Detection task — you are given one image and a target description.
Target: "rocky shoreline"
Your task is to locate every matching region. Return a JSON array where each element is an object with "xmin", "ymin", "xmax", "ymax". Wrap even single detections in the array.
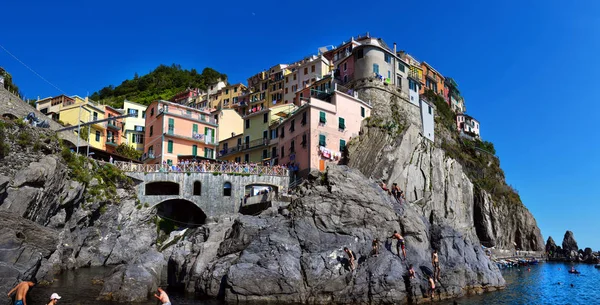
[
  {"xmin": 0, "ymin": 85, "xmax": 545, "ymax": 304},
  {"xmin": 545, "ymin": 231, "xmax": 599, "ymax": 264}
]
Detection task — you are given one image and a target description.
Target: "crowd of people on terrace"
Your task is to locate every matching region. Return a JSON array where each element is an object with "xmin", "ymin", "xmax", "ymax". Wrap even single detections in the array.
[{"xmin": 155, "ymin": 159, "xmax": 290, "ymax": 174}]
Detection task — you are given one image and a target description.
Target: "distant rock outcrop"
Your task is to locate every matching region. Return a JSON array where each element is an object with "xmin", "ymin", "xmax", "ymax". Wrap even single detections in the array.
[{"xmin": 547, "ymin": 231, "xmax": 598, "ymax": 264}]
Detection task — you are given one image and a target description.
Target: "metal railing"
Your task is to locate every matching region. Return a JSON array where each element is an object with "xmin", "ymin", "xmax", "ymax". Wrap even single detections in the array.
[{"xmin": 106, "ymin": 160, "xmax": 289, "ymax": 177}]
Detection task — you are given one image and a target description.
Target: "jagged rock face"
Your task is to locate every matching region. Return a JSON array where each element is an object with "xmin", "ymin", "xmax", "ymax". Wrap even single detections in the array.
[
  {"xmin": 190, "ymin": 166, "xmax": 504, "ymax": 304},
  {"xmin": 546, "ymin": 236, "xmax": 557, "ymax": 252},
  {"xmin": 562, "ymin": 230, "xmax": 578, "ymax": 252},
  {"xmin": 0, "ymin": 212, "xmax": 57, "ymax": 299},
  {"xmin": 347, "ymin": 88, "xmax": 544, "ymax": 252}
]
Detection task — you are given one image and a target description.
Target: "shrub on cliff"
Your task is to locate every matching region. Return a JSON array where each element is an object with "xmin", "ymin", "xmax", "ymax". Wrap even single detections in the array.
[{"xmin": 0, "ymin": 121, "xmax": 9, "ymax": 158}]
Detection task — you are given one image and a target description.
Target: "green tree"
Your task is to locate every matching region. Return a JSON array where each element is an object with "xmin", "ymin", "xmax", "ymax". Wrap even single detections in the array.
[
  {"xmin": 79, "ymin": 126, "xmax": 90, "ymax": 141},
  {"xmin": 115, "ymin": 143, "xmax": 142, "ymax": 160}
]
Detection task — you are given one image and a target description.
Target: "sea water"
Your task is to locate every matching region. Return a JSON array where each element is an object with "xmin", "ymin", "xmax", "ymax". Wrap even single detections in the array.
[
  {"xmin": 24, "ymin": 262, "xmax": 600, "ymax": 305},
  {"xmin": 441, "ymin": 262, "xmax": 600, "ymax": 305}
]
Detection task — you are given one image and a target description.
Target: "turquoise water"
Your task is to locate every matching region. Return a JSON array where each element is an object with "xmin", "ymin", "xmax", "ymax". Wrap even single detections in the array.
[
  {"xmin": 23, "ymin": 262, "xmax": 600, "ymax": 304},
  {"xmin": 443, "ymin": 262, "xmax": 600, "ymax": 305}
]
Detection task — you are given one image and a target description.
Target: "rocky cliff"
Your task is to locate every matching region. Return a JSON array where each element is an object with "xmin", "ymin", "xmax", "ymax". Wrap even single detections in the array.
[
  {"xmin": 170, "ymin": 166, "xmax": 504, "ymax": 303},
  {"xmin": 347, "ymin": 83, "xmax": 544, "ymax": 252},
  {"xmin": 546, "ymin": 231, "xmax": 598, "ymax": 264}
]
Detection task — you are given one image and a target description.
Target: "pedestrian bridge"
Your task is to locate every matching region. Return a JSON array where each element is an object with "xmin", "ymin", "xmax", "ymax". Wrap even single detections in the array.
[{"xmin": 107, "ymin": 161, "xmax": 290, "ymax": 223}]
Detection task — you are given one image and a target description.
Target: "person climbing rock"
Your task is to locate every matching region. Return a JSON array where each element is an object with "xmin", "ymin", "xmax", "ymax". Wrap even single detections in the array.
[
  {"xmin": 408, "ymin": 264, "xmax": 415, "ymax": 279},
  {"xmin": 428, "ymin": 275, "xmax": 436, "ymax": 299},
  {"xmin": 7, "ymin": 281, "xmax": 35, "ymax": 305},
  {"xmin": 344, "ymin": 247, "xmax": 356, "ymax": 271},
  {"xmin": 432, "ymin": 249, "xmax": 441, "ymax": 281},
  {"xmin": 154, "ymin": 287, "xmax": 171, "ymax": 305},
  {"xmin": 371, "ymin": 238, "xmax": 380, "ymax": 257},
  {"xmin": 390, "ymin": 230, "xmax": 406, "ymax": 259}
]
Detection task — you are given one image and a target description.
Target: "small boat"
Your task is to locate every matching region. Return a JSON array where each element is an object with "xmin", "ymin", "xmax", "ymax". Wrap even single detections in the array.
[
  {"xmin": 568, "ymin": 269, "xmax": 580, "ymax": 274},
  {"xmin": 528, "ymin": 259, "xmax": 539, "ymax": 265},
  {"xmin": 594, "ymin": 264, "xmax": 600, "ymax": 269}
]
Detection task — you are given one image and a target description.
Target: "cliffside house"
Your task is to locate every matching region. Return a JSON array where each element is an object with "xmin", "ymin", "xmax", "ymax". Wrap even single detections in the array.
[{"xmin": 143, "ymin": 100, "xmax": 218, "ymax": 165}]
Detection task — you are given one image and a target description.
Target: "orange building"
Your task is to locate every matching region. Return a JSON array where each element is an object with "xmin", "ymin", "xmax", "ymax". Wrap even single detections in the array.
[
  {"xmin": 104, "ymin": 106, "xmax": 124, "ymax": 154},
  {"xmin": 420, "ymin": 62, "xmax": 445, "ymax": 98},
  {"xmin": 143, "ymin": 100, "xmax": 218, "ymax": 165}
]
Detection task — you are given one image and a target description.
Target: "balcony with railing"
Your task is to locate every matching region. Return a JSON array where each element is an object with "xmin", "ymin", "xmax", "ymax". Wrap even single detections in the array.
[
  {"xmin": 425, "ymin": 71, "xmax": 439, "ymax": 82},
  {"xmin": 106, "ymin": 138, "xmax": 118, "ymax": 147},
  {"xmin": 159, "ymin": 107, "xmax": 217, "ymax": 125},
  {"xmin": 106, "ymin": 120, "xmax": 119, "ymax": 130},
  {"xmin": 408, "ymin": 70, "xmax": 421, "ymax": 82}
]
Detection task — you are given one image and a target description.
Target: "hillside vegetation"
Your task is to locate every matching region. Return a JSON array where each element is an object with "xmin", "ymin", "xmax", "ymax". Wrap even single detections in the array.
[
  {"xmin": 90, "ymin": 64, "xmax": 227, "ymax": 107},
  {"xmin": 423, "ymin": 89, "xmax": 521, "ymax": 206},
  {"xmin": 1, "ymin": 68, "xmax": 21, "ymax": 97}
]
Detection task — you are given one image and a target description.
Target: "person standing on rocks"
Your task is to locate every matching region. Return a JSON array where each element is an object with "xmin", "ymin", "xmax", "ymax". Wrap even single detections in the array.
[
  {"xmin": 154, "ymin": 287, "xmax": 171, "ymax": 305},
  {"xmin": 7, "ymin": 281, "xmax": 35, "ymax": 305},
  {"xmin": 344, "ymin": 247, "xmax": 356, "ymax": 271},
  {"xmin": 390, "ymin": 231, "xmax": 406, "ymax": 259},
  {"xmin": 432, "ymin": 249, "xmax": 441, "ymax": 281}
]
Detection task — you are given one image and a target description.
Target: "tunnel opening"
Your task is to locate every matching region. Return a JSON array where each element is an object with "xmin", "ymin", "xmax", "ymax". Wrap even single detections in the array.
[
  {"xmin": 155, "ymin": 199, "xmax": 207, "ymax": 231},
  {"xmin": 239, "ymin": 184, "xmax": 278, "ymax": 215},
  {"xmin": 146, "ymin": 181, "xmax": 180, "ymax": 196}
]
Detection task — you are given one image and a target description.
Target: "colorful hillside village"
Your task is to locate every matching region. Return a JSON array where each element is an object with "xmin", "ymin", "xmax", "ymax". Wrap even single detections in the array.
[{"xmin": 34, "ymin": 33, "xmax": 480, "ymax": 179}]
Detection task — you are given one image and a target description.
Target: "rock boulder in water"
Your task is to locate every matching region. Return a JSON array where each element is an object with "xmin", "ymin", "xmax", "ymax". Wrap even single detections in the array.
[{"xmin": 562, "ymin": 231, "xmax": 578, "ymax": 253}]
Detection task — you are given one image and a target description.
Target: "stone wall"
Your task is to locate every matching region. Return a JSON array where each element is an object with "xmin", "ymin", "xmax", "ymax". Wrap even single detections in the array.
[
  {"xmin": 128, "ymin": 172, "xmax": 289, "ymax": 218},
  {"xmin": 0, "ymin": 87, "xmax": 87, "ymax": 147}
]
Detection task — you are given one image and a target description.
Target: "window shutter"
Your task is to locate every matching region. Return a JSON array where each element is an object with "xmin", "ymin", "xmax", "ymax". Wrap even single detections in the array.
[
  {"xmin": 167, "ymin": 140, "xmax": 173, "ymax": 153},
  {"xmin": 340, "ymin": 139, "xmax": 346, "ymax": 151},
  {"xmin": 339, "ymin": 117, "xmax": 345, "ymax": 129},
  {"xmin": 193, "ymin": 124, "xmax": 198, "ymax": 134},
  {"xmin": 319, "ymin": 111, "xmax": 326, "ymax": 123},
  {"xmin": 319, "ymin": 134, "xmax": 326, "ymax": 147},
  {"xmin": 192, "ymin": 145, "xmax": 197, "ymax": 156}
]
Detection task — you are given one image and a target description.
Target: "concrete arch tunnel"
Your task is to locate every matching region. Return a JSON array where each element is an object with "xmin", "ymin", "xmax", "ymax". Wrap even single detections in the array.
[{"xmin": 155, "ymin": 198, "xmax": 207, "ymax": 228}]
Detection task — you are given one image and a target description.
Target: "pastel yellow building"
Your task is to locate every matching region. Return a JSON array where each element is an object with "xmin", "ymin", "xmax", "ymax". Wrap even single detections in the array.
[
  {"xmin": 217, "ymin": 133, "xmax": 244, "ymax": 162},
  {"xmin": 238, "ymin": 103, "xmax": 297, "ymax": 163},
  {"xmin": 210, "ymin": 83, "xmax": 248, "ymax": 110},
  {"xmin": 122, "ymin": 100, "xmax": 147, "ymax": 153},
  {"xmin": 212, "ymin": 108, "xmax": 243, "ymax": 142},
  {"xmin": 59, "ymin": 96, "xmax": 106, "ymax": 150}
]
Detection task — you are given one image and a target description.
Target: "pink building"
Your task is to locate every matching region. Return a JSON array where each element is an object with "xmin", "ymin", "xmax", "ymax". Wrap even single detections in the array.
[
  {"xmin": 143, "ymin": 100, "xmax": 218, "ymax": 165},
  {"xmin": 275, "ymin": 84, "xmax": 372, "ymax": 178}
]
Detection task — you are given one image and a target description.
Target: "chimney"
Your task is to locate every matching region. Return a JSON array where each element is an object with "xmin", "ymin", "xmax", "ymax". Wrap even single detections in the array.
[
  {"xmin": 231, "ymin": 132, "xmax": 235, "ymax": 137},
  {"xmin": 85, "ymin": 96, "xmax": 88, "ymax": 103},
  {"xmin": 393, "ymin": 43, "xmax": 397, "ymax": 54}
]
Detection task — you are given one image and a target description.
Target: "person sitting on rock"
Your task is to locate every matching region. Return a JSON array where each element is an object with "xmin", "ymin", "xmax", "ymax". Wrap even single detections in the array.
[
  {"xmin": 390, "ymin": 231, "xmax": 406, "ymax": 259},
  {"xmin": 432, "ymin": 249, "xmax": 441, "ymax": 281},
  {"xmin": 380, "ymin": 181, "xmax": 390, "ymax": 194},
  {"xmin": 344, "ymin": 247, "xmax": 356, "ymax": 271},
  {"xmin": 428, "ymin": 275, "xmax": 436, "ymax": 299},
  {"xmin": 371, "ymin": 238, "xmax": 380, "ymax": 257}
]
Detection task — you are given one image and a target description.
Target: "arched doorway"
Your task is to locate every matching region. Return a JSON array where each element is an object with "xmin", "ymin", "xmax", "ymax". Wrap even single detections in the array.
[
  {"xmin": 145, "ymin": 181, "xmax": 180, "ymax": 195},
  {"xmin": 239, "ymin": 184, "xmax": 279, "ymax": 215}
]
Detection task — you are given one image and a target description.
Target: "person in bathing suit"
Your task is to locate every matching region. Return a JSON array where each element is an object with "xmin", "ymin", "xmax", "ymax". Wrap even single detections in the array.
[
  {"xmin": 390, "ymin": 231, "xmax": 406, "ymax": 259},
  {"xmin": 7, "ymin": 281, "xmax": 34, "ymax": 305},
  {"xmin": 154, "ymin": 287, "xmax": 171, "ymax": 305},
  {"xmin": 432, "ymin": 249, "xmax": 441, "ymax": 281}
]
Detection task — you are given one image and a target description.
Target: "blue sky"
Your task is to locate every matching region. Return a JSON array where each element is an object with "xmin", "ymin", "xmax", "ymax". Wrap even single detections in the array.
[{"xmin": 2, "ymin": 0, "xmax": 599, "ymax": 249}]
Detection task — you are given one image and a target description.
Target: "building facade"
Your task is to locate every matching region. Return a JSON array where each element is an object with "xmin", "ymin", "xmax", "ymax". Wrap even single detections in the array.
[
  {"xmin": 104, "ymin": 106, "xmax": 124, "ymax": 154},
  {"xmin": 456, "ymin": 114, "xmax": 480, "ymax": 138},
  {"xmin": 419, "ymin": 99, "xmax": 435, "ymax": 142},
  {"xmin": 212, "ymin": 108, "xmax": 243, "ymax": 142},
  {"xmin": 274, "ymin": 85, "xmax": 372, "ymax": 178},
  {"xmin": 420, "ymin": 62, "xmax": 445, "ymax": 98},
  {"xmin": 58, "ymin": 96, "xmax": 106, "ymax": 150},
  {"xmin": 122, "ymin": 100, "xmax": 147, "ymax": 153},
  {"xmin": 36, "ymin": 94, "xmax": 76, "ymax": 121},
  {"xmin": 143, "ymin": 100, "xmax": 218, "ymax": 165}
]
